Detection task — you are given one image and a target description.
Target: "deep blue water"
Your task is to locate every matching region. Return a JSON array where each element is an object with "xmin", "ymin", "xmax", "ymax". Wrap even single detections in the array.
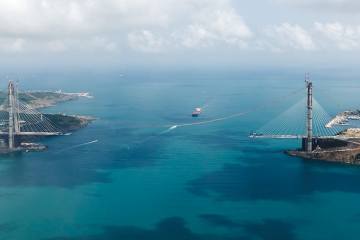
[{"xmin": 1, "ymin": 70, "xmax": 360, "ymax": 239}]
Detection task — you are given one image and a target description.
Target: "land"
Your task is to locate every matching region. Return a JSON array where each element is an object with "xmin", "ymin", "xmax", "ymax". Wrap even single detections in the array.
[
  {"xmin": 45, "ymin": 114, "xmax": 94, "ymax": 132},
  {"xmin": 14, "ymin": 114, "xmax": 95, "ymax": 148},
  {"xmin": 25, "ymin": 91, "xmax": 94, "ymax": 132},
  {"xmin": 0, "ymin": 90, "xmax": 94, "ymax": 132},
  {"xmin": 0, "ymin": 90, "xmax": 94, "ymax": 153},
  {"xmin": 0, "ymin": 90, "xmax": 92, "ymax": 110},
  {"xmin": 325, "ymin": 110, "xmax": 360, "ymax": 128},
  {"xmin": 337, "ymin": 128, "xmax": 360, "ymax": 138},
  {"xmin": 286, "ymin": 138, "xmax": 360, "ymax": 165},
  {"xmin": 287, "ymin": 109, "xmax": 360, "ymax": 165}
]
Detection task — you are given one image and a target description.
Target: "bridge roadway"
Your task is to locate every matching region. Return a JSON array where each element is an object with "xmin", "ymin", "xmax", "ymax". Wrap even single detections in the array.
[
  {"xmin": 249, "ymin": 134, "xmax": 356, "ymax": 140},
  {"xmin": 0, "ymin": 132, "xmax": 62, "ymax": 136}
]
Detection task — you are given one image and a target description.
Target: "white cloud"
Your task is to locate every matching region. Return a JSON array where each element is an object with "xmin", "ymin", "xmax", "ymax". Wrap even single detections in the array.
[
  {"xmin": 179, "ymin": 8, "xmax": 253, "ymax": 48},
  {"xmin": 314, "ymin": 22, "xmax": 360, "ymax": 50},
  {"xmin": 47, "ymin": 40, "xmax": 67, "ymax": 52},
  {"xmin": 263, "ymin": 21, "xmax": 360, "ymax": 51},
  {"xmin": 0, "ymin": 38, "xmax": 26, "ymax": 52},
  {"xmin": 265, "ymin": 23, "xmax": 316, "ymax": 51},
  {"xmin": 0, "ymin": 0, "xmax": 359, "ymax": 56},
  {"xmin": 128, "ymin": 30, "xmax": 166, "ymax": 53},
  {"xmin": 0, "ymin": 0, "xmax": 254, "ymax": 53},
  {"xmin": 0, "ymin": 0, "xmax": 175, "ymax": 37},
  {"xmin": 180, "ymin": 25, "xmax": 215, "ymax": 48},
  {"xmin": 91, "ymin": 37, "xmax": 118, "ymax": 52},
  {"xmin": 127, "ymin": 4, "xmax": 253, "ymax": 51},
  {"xmin": 10, "ymin": 38, "xmax": 26, "ymax": 52},
  {"xmin": 274, "ymin": 0, "xmax": 360, "ymax": 13}
]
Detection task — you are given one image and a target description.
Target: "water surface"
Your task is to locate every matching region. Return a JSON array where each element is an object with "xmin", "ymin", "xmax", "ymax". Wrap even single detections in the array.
[{"xmin": 0, "ymin": 70, "xmax": 360, "ymax": 239}]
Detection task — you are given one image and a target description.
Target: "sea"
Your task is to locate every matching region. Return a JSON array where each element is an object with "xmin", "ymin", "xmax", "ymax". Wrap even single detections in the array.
[{"xmin": 0, "ymin": 69, "xmax": 360, "ymax": 239}]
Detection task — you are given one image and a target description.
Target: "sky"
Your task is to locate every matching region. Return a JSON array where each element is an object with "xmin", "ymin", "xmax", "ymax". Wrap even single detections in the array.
[{"xmin": 1, "ymin": 0, "xmax": 360, "ymax": 70}]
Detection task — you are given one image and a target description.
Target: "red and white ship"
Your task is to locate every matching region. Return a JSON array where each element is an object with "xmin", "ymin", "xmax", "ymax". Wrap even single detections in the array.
[{"xmin": 192, "ymin": 108, "xmax": 202, "ymax": 117}]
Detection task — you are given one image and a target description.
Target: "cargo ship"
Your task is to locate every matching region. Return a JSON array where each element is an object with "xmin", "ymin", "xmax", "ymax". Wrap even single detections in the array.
[{"xmin": 192, "ymin": 108, "xmax": 202, "ymax": 117}]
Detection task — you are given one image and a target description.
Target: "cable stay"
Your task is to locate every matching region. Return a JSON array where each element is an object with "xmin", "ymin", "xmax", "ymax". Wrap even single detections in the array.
[
  {"xmin": 253, "ymin": 97, "xmax": 345, "ymax": 138},
  {"xmin": 0, "ymin": 83, "xmax": 63, "ymax": 137}
]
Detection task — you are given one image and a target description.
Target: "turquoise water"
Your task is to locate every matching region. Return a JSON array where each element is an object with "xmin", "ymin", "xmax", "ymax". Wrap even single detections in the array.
[{"xmin": 1, "ymin": 70, "xmax": 360, "ymax": 239}]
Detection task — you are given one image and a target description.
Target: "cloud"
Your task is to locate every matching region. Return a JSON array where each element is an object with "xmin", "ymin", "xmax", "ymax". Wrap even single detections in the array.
[
  {"xmin": 178, "ymin": 8, "xmax": 253, "ymax": 48},
  {"xmin": 9, "ymin": 38, "xmax": 26, "ymax": 52},
  {"xmin": 262, "ymin": 21, "xmax": 360, "ymax": 52},
  {"xmin": 128, "ymin": 30, "xmax": 166, "ymax": 53},
  {"xmin": 0, "ymin": 0, "xmax": 174, "ymax": 37},
  {"xmin": 264, "ymin": 23, "xmax": 316, "ymax": 51},
  {"xmin": 0, "ymin": 0, "xmax": 254, "ymax": 53},
  {"xmin": 314, "ymin": 22, "xmax": 360, "ymax": 50},
  {"xmin": 127, "ymin": 3, "xmax": 253, "ymax": 52},
  {"xmin": 179, "ymin": 25, "xmax": 216, "ymax": 48},
  {"xmin": 0, "ymin": 0, "xmax": 239, "ymax": 38},
  {"xmin": 91, "ymin": 37, "xmax": 118, "ymax": 52},
  {"xmin": 0, "ymin": 0, "xmax": 359, "ymax": 56},
  {"xmin": 0, "ymin": 38, "xmax": 26, "ymax": 52},
  {"xmin": 47, "ymin": 40, "xmax": 67, "ymax": 52},
  {"xmin": 274, "ymin": 0, "xmax": 360, "ymax": 13}
]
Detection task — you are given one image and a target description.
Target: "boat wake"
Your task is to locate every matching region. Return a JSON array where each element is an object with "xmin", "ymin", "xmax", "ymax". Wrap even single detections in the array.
[
  {"xmin": 174, "ymin": 112, "xmax": 245, "ymax": 128},
  {"xmin": 56, "ymin": 140, "xmax": 99, "ymax": 153},
  {"xmin": 160, "ymin": 125, "xmax": 177, "ymax": 134}
]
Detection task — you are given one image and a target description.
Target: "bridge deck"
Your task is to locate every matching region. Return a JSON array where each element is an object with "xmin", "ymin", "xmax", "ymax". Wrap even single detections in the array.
[
  {"xmin": 249, "ymin": 134, "xmax": 350, "ymax": 140},
  {"xmin": 0, "ymin": 132, "xmax": 62, "ymax": 136}
]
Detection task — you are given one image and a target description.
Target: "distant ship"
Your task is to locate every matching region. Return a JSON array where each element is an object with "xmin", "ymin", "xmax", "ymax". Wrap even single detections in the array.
[{"xmin": 192, "ymin": 108, "xmax": 202, "ymax": 117}]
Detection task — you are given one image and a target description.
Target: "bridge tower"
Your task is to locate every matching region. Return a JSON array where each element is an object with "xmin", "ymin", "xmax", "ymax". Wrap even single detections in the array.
[
  {"xmin": 305, "ymin": 74, "xmax": 313, "ymax": 152},
  {"xmin": 8, "ymin": 81, "xmax": 20, "ymax": 149}
]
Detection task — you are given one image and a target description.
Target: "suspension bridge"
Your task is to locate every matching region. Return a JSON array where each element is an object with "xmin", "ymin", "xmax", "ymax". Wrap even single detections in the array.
[{"xmin": 0, "ymin": 81, "xmax": 63, "ymax": 151}]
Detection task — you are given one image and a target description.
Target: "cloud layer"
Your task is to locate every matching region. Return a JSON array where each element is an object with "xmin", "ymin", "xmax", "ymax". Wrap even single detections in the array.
[
  {"xmin": 0, "ymin": 0, "xmax": 359, "ymax": 56},
  {"xmin": 275, "ymin": 0, "xmax": 360, "ymax": 13}
]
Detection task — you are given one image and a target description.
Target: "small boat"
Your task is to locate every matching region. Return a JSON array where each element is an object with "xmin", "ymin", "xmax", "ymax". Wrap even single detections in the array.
[{"xmin": 192, "ymin": 107, "xmax": 202, "ymax": 117}]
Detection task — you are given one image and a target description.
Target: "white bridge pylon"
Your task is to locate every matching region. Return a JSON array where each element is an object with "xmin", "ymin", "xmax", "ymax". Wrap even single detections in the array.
[{"xmin": 1, "ymin": 81, "xmax": 62, "ymax": 149}]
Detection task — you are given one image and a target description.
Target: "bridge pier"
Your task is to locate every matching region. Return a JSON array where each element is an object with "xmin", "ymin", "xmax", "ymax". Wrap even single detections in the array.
[
  {"xmin": 4, "ymin": 136, "xmax": 20, "ymax": 149},
  {"xmin": 302, "ymin": 138, "xmax": 319, "ymax": 151}
]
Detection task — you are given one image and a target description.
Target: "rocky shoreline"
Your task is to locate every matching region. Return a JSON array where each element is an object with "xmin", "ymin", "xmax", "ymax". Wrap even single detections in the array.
[{"xmin": 44, "ymin": 114, "xmax": 95, "ymax": 132}]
